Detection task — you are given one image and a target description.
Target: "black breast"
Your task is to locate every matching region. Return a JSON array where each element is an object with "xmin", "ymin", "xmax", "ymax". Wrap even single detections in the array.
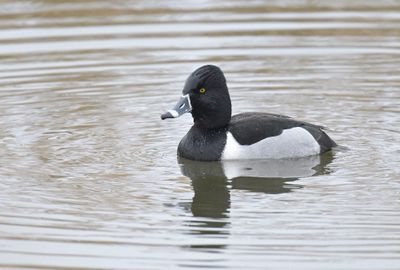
[{"xmin": 178, "ymin": 125, "xmax": 227, "ymax": 161}]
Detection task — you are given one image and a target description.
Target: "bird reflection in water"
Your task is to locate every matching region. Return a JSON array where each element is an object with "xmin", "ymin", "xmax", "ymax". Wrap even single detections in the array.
[{"xmin": 178, "ymin": 152, "xmax": 334, "ymax": 250}]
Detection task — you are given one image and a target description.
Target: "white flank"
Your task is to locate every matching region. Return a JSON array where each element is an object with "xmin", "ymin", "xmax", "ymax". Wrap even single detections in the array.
[{"xmin": 221, "ymin": 127, "xmax": 320, "ymax": 160}]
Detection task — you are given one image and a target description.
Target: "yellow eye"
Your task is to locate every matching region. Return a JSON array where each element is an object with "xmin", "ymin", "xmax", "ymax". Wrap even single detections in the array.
[{"xmin": 199, "ymin": 87, "xmax": 206, "ymax": 94}]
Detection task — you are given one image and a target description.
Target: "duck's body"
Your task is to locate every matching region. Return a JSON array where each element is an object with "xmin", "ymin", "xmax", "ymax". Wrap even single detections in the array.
[
  {"xmin": 178, "ymin": 112, "xmax": 335, "ymax": 161},
  {"xmin": 161, "ymin": 65, "xmax": 336, "ymax": 161}
]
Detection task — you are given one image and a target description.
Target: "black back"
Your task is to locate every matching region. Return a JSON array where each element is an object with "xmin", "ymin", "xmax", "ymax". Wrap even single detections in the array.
[{"xmin": 228, "ymin": 112, "xmax": 336, "ymax": 152}]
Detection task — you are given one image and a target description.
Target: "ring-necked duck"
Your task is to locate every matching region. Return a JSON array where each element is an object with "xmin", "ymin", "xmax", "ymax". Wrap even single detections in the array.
[{"xmin": 161, "ymin": 65, "xmax": 336, "ymax": 161}]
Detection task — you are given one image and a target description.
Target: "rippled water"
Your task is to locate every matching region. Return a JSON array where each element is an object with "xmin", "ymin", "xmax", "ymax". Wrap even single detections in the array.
[{"xmin": 1, "ymin": 1, "xmax": 400, "ymax": 269}]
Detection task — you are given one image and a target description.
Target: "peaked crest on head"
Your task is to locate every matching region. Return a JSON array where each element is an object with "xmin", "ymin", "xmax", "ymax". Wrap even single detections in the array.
[{"xmin": 191, "ymin": 65, "xmax": 226, "ymax": 87}]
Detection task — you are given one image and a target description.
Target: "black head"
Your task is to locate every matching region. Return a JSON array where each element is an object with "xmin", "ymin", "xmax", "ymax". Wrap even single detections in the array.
[{"xmin": 161, "ymin": 65, "xmax": 232, "ymax": 129}]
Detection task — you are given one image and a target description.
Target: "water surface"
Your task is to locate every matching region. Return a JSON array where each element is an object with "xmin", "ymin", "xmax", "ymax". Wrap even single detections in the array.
[{"xmin": 0, "ymin": 1, "xmax": 400, "ymax": 269}]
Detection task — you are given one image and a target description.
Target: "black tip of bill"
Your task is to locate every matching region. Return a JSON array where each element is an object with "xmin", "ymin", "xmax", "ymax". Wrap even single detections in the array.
[
  {"xmin": 161, "ymin": 111, "xmax": 175, "ymax": 120},
  {"xmin": 161, "ymin": 109, "xmax": 180, "ymax": 120}
]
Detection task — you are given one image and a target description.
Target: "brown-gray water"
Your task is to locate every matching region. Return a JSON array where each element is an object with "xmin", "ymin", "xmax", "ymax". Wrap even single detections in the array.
[{"xmin": 0, "ymin": 1, "xmax": 399, "ymax": 269}]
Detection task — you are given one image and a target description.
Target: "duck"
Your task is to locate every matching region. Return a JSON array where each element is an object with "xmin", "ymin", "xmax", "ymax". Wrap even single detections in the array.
[{"xmin": 161, "ymin": 65, "xmax": 336, "ymax": 161}]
